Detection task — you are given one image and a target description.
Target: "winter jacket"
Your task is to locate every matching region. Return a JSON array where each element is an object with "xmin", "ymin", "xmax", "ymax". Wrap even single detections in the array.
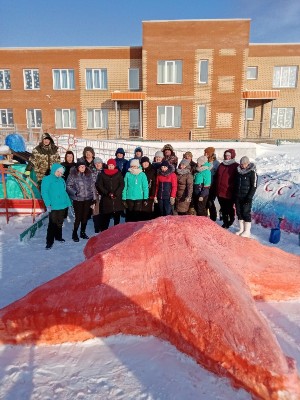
[
  {"xmin": 41, "ymin": 163, "xmax": 71, "ymax": 210},
  {"xmin": 115, "ymin": 157, "xmax": 128, "ymax": 176},
  {"xmin": 61, "ymin": 161, "xmax": 76, "ymax": 181},
  {"xmin": 193, "ymin": 164, "xmax": 211, "ymax": 197},
  {"xmin": 175, "ymin": 168, "xmax": 193, "ymax": 213},
  {"xmin": 26, "ymin": 133, "xmax": 61, "ymax": 182},
  {"xmin": 142, "ymin": 164, "xmax": 157, "ymax": 199},
  {"xmin": 122, "ymin": 168, "xmax": 149, "ymax": 200},
  {"xmin": 235, "ymin": 163, "xmax": 258, "ymax": 201},
  {"xmin": 96, "ymin": 170, "xmax": 125, "ymax": 214},
  {"xmin": 215, "ymin": 160, "xmax": 238, "ymax": 199},
  {"xmin": 66, "ymin": 166, "xmax": 97, "ymax": 201},
  {"xmin": 155, "ymin": 166, "xmax": 177, "ymax": 199}
]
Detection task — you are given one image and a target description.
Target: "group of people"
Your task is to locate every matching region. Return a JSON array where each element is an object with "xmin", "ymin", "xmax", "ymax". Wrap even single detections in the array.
[{"xmin": 27, "ymin": 133, "xmax": 257, "ymax": 250}]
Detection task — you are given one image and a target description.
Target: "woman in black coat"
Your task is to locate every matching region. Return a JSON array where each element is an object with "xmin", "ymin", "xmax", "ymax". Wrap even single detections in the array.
[
  {"xmin": 235, "ymin": 156, "xmax": 257, "ymax": 238},
  {"xmin": 95, "ymin": 159, "xmax": 125, "ymax": 231},
  {"xmin": 140, "ymin": 156, "xmax": 157, "ymax": 220}
]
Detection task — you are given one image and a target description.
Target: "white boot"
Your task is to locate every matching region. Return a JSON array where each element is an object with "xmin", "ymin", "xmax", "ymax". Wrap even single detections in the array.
[
  {"xmin": 235, "ymin": 220, "xmax": 245, "ymax": 235},
  {"xmin": 240, "ymin": 222, "xmax": 251, "ymax": 238}
]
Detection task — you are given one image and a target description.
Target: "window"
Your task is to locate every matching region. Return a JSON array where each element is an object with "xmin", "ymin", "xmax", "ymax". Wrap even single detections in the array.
[
  {"xmin": 24, "ymin": 69, "xmax": 40, "ymax": 89},
  {"xmin": 26, "ymin": 109, "xmax": 42, "ymax": 128},
  {"xmin": 246, "ymin": 107, "xmax": 255, "ymax": 120},
  {"xmin": 0, "ymin": 69, "xmax": 11, "ymax": 90},
  {"xmin": 53, "ymin": 69, "xmax": 75, "ymax": 90},
  {"xmin": 129, "ymin": 109, "xmax": 139, "ymax": 129},
  {"xmin": 0, "ymin": 109, "xmax": 14, "ymax": 127},
  {"xmin": 271, "ymin": 107, "xmax": 294, "ymax": 128},
  {"xmin": 157, "ymin": 106, "xmax": 181, "ymax": 128},
  {"xmin": 273, "ymin": 66, "xmax": 298, "ymax": 88},
  {"xmin": 87, "ymin": 109, "xmax": 108, "ymax": 129},
  {"xmin": 55, "ymin": 109, "xmax": 76, "ymax": 128},
  {"xmin": 129, "ymin": 68, "xmax": 139, "ymax": 90},
  {"xmin": 197, "ymin": 105, "xmax": 206, "ymax": 128},
  {"xmin": 157, "ymin": 61, "xmax": 182, "ymax": 84},
  {"xmin": 86, "ymin": 68, "xmax": 107, "ymax": 90},
  {"xmin": 247, "ymin": 66, "xmax": 258, "ymax": 80},
  {"xmin": 199, "ymin": 60, "xmax": 209, "ymax": 84}
]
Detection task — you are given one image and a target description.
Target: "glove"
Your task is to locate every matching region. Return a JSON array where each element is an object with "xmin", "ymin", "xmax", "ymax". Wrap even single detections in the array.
[
  {"xmin": 46, "ymin": 206, "xmax": 52, "ymax": 213},
  {"xmin": 198, "ymin": 197, "xmax": 204, "ymax": 202},
  {"xmin": 123, "ymin": 200, "xmax": 128, "ymax": 209},
  {"xmin": 143, "ymin": 200, "xmax": 148, "ymax": 207},
  {"xmin": 154, "ymin": 197, "xmax": 158, "ymax": 204},
  {"xmin": 185, "ymin": 197, "xmax": 191, "ymax": 203},
  {"xmin": 170, "ymin": 197, "xmax": 175, "ymax": 206},
  {"xmin": 109, "ymin": 193, "xmax": 116, "ymax": 199}
]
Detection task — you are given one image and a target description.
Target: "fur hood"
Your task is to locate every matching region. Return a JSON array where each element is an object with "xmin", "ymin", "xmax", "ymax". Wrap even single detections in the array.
[{"xmin": 237, "ymin": 162, "xmax": 256, "ymax": 175}]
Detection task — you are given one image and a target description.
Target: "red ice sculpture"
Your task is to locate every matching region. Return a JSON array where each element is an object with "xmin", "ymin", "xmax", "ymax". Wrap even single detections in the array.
[{"xmin": 0, "ymin": 216, "xmax": 299, "ymax": 399}]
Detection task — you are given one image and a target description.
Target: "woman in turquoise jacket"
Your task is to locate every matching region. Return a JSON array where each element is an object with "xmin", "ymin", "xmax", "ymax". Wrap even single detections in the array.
[
  {"xmin": 41, "ymin": 163, "xmax": 72, "ymax": 249},
  {"xmin": 122, "ymin": 159, "xmax": 149, "ymax": 222},
  {"xmin": 193, "ymin": 156, "xmax": 212, "ymax": 216}
]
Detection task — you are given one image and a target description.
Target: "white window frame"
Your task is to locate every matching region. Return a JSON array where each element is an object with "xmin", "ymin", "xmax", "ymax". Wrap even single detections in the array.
[
  {"xmin": 246, "ymin": 107, "xmax": 255, "ymax": 120},
  {"xmin": 157, "ymin": 106, "xmax": 181, "ymax": 128},
  {"xmin": 157, "ymin": 60, "xmax": 182, "ymax": 84},
  {"xmin": 26, "ymin": 109, "xmax": 42, "ymax": 128},
  {"xmin": 197, "ymin": 105, "xmax": 207, "ymax": 128},
  {"xmin": 53, "ymin": 69, "xmax": 75, "ymax": 90},
  {"xmin": 199, "ymin": 60, "xmax": 209, "ymax": 84},
  {"xmin": 0, "ymin": 109, "xmax": 14, "ymax": 127},
  {"xmin": 271, "ymin": 107, "xmax": 294, "ymax": 129},
  {"xmin": 247, "ymin": 66, "xmax": 258, "ymax": 80},
  {"xmin": 273, "ymin": 66, "xmax": 298, "ymax": 88},
  {"xmin": 85, "ymin": 68, "xmax": 107, "ymax": 90},
  {"xmin": 0, "ymin": 69, "xmax": 11, "ymax": 90},
  {"xmin": 55, "ymin": 109, "xmax": 76, "ymax": 129},
  {"xmin": 87, "ymin": 109, "xmax": 108, "ymax": 129},
  {"xmin": 23, "ymin": 69, "xmax": 40, "ymax": 90},
  {"xmin": 128, "ymin": 68, "xmax": 139, "ymax": 90}
]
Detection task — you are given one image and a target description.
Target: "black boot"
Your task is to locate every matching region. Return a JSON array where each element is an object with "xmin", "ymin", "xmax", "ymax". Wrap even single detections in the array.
[
  {"xmin": 45, "ymin": 242, "xmax": 53, "ymax": 250},
  {"xmin": 80, "ymin": 231, "xmax": 89, "ymax": 239},
  {"xmin": 72, "ymin": 230, "xmax": 79, "ymax": 242}
]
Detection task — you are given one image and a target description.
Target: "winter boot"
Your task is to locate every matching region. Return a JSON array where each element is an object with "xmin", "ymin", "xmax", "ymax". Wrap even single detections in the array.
[
  {"xmin": 45, "ymin": 242, "xmax": 53, "ymax": 250},
  {"xmin": 240, "ymin": 222, "xmax": 251, "ymax": 238},
  {"xmin": 80, "ymin": 231, "xmax": 89, "ymax": 239},
  {"xmin": 72, "ymin": 229, "xmax": 79, "ymax": 242},
  {"xmin": 235, "ymin": 220, "xmax": 245, "ymax": 235}
]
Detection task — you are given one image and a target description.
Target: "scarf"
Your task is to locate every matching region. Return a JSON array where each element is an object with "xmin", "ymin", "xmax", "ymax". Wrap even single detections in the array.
[{"xmin": 104, "ymin": 169, "xmax": 118, "ymax": 176}]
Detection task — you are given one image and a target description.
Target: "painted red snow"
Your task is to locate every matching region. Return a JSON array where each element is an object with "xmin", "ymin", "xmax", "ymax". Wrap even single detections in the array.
[{"xmin": 0, "ymin": 216, "xmax": 299, "ymax": 399}]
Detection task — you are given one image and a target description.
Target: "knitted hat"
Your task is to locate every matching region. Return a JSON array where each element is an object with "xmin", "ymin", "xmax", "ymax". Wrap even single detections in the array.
[
  {"xmin": 135, "ymin": 146, "xmax": 143, "ymax": 154},
  {"xmin": 183, "ymin": 151, "xmax": 193, "ymax": 159},
  {"xmin": 162, "ymin": 143, "xmax": 174, "ymax": 152},
  {"xmin": 107, "ymin": 158, "xmax": 116, "ymax": 167},
  {"xmin": 197, "ymin": 156, "xmax": 207, "ymax": 166},
  {"xmin": 141, "ymin": 156, "xmax": 150, "ymax": 164},
  {"xmin": 179, "ymin": 159, "xmax": 190, "ymax": 166},
  {"xmin": 154, "ymin": 151, "xmax": 164, "ymax": 158},
  {"xmin": 94, "ymin": 157, "xmax": 103, "ymax": 164},
  {"xmin": 160, "ymin": 160, "xmax": 169, "ymax": 168},
  {"xmin": 76, "ymin": 159, "xmax": 86, "ymax": 168},
  {"xmin": 115, "ymin": 147, "xmax": 125, "ymax": 156},
  {"xmin": 204, "ymin": 147, "xmax": 215, "ymax": 157},
  {"xmin": 83, "ymin": 146, "xmax": 95, "ymax": 157},
  {"xmin": 224, "ymin": 149, "xmax": 236, "ymax": 159},
  {"xmin": 240, "ymin": 156, "xmax": 250, "ymax": 165},
  {"xmin": 42, "ymin": 132, "xmax": 52, "ymax": 141},
  {"xmin": 130, "ymin": 159, "xmax": 140, "ymax": 167}
]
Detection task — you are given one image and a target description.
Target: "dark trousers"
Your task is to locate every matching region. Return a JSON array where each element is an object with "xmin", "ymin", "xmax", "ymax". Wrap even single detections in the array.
[
  {"xmin": 46, "ymin": 209, "xmax": 65, "ymax": 245},
  {"xmin": 158, "ymin": 199, "xmax": 172, "ymax": 216},
  {"xmin": 100, "ymin": 212, "xmax": 121, "ymax": 231},
  {"xmin": 194, "ymin": 195, "xmax": 209, "ymax": 216},
  {"xmin": 73, "ymin": 199, "xmax": 92, "ymax": 233},
  {"xmin": 125, "ymin": 200, "xmax": 143, "ymax": 222},
  {"xmin": 206, "ymin": 192, "xmax": 217, "ymax": 221},
  {"xmin": 218, "ymin": 197, "xmax": 235, "ymax": 227},
  {"xmin": 235, "ymin": 198, "xmax": 252, "ymax": 222}
]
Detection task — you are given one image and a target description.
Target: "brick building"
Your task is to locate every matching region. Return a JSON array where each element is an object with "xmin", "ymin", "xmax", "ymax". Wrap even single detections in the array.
[{"xmin": 0, "ymin": 19, "xmax": 299, "ymax": 141}]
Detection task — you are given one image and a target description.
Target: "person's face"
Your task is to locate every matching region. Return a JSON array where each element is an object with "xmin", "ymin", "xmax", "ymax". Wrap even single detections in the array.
[
  {"xmin": 131, "ymin": 165, "xmax": 139, "ymax": 169},
  {"xmin": 66, "ymin": 154, "xmax": 73, "ymax": 163},
  {"xmin": 78, "ymin": 165, "xmax": 86, "ymax": 172},
  {"xmin": 108, "ymin": 164, "xmax": 115, "ymax": 170},
  {"xmin": 184, "ymin": 155, "xmax": 191, "ymax": 161},
  {"xmin": 55, "ymin": 170, "xmax": 63, "ymax": 177},
  {"xmin": 224, "ymin": 152, "xmax": 232, "ymax": 160},
  {"xmin": 240, "ymin": 162, "xmax": 249, "ymax": 169},
  {"xmin": 95, "ymin": 162, "xmax": 103, "ymax": 170},
  {"xmin": 85, "ymin": 151, "xmax": 93, "ymax": 159},
  {"xmin": 135, "ymin": 151, "xmax": 142, "ymax": 158},
  {"xmin": 43, "ymin": 138, "xmax": 50, "ymax": 145},
  {"xmin": 155, "ymin": 156, "xmax": 162, "ymax": 163},
  {"xmin": 116, "ymin": 153, "xmax": 124, "ymax": 159},
  {"xmin": 142, "ymin": 161, "xmax": 149, "ymax": 169},
  {"xmin": 161, "ymin": 166, "xmax": 168, "ymax": 172},
  {"xmin": 164, "ymin": 149, "xmax": 171, "ymax": 156}
]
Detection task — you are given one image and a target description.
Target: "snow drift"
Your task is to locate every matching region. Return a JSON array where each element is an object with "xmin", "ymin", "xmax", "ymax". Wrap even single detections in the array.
[{"xmin": 0, "ymin": 216, "xmax": 299, "ymax": 399}]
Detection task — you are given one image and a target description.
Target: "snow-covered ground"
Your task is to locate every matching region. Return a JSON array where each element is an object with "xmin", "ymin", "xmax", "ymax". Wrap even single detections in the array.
[{"xmin": 0, "ymin": 142, "xmax": 299, "ymax": 400}]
